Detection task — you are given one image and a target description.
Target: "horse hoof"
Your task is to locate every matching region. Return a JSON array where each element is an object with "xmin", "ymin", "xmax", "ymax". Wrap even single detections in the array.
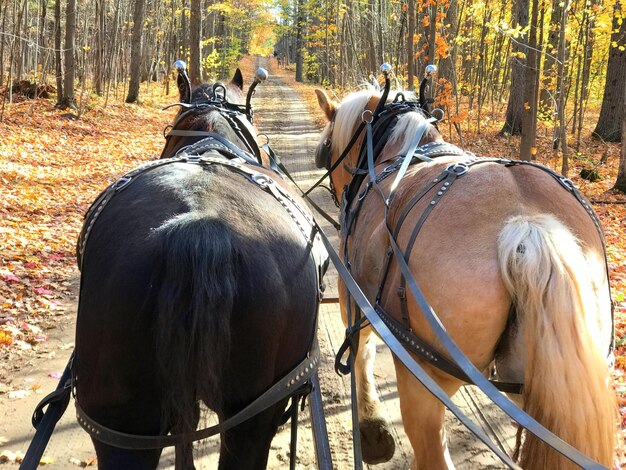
[{"xmin": 359, "ymin": 417, "xmax": 395, "ymax": 464}]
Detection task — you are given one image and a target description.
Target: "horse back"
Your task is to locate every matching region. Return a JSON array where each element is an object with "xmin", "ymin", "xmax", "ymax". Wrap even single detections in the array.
[{"xmin": 75, "ymin": 162, "xmax": 318, "ymax": 433}]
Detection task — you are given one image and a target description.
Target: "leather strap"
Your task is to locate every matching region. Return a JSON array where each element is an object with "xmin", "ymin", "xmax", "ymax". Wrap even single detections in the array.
[
  {"xmin": 374, "ymin": 304, "xmax": 522, "ymax": 394},
  {"xmin": 262, "ymin": 143, "xmax": 341, "ymax": 231},
  {"xmin": 21, "ymin": 354, "xmax": 74, "ymax": 470},
  {"xmin": 168, "ymin": 131, "xmax": 260, "ymax": 165},
  {"xmin": 386, "ymin": 121, "xmax": 430, "ymax": 204},
  {"xmin": 304, "ymin": 121, "xmax": 367, "ymax": 196},
  {"xmin": 336, "ymin": 101, "xmax": 610, "ymax": 467},
  {"xmin": 316, "ymin": 227, "xmax": 521, "ymax": 469},
  {"xmin": 75, "ymin": 342, "xmax": 320, "ymax": 449}
]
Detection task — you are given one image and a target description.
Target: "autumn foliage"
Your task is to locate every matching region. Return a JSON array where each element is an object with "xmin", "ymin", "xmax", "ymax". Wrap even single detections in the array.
[
  {"xmin": 0, "ymin": 88, "xmax": 176, "ymax": 348},
  {"xmin": 0, "ymin": 56, "xmax": 625, "ymax": 455}
]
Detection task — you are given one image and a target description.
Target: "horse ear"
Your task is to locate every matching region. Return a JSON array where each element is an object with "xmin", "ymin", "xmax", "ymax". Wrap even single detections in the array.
[
  {"xmin": 315, "ymin": 89, "xmax": 336, "ymax": 122},
  {"xmin": 177, "ymin": 74, "xmax": 191, "ymax": 104},
  {"xmin": 231, "ymin": 68, "xmax": 244, "ymax": 90}
]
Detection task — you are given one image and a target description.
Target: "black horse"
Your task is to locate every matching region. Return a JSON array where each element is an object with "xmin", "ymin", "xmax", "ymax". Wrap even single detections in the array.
[{"xmin": 74, "ymin": 68, "xmax": 325, "ymax": 469}]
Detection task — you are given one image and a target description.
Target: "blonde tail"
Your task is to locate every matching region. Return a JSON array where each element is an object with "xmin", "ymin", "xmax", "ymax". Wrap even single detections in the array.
[{"xmin": 497, "ymin": 214, "xmax": 616, "ymax": 469}]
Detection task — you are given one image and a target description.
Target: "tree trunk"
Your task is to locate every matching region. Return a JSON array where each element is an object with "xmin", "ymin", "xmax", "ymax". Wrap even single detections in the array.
[
  {"xmin": 519, "ymin": 0, "xmax": 538, "ymax": 160},
  {"xmin": 59, "ymin": 0, "xmax": 76, "ymax": 108},
  {"xmin": 576, "ymin": 2, "xmax": 597, "ymax": 148},
  {"xmin": 557, "ymin": 0, "xmax": 570, "ymax": 175},
  {"xmin": 180, "ymin": 0, "xmax": 187, "ymax": 58},
  {"xmin": 500, "ymin": 0, "xmax": 528, "ymax": 136},
  {"xmin": 540, "ymin": 0, "xmax": 562, "ymax": 109},
  {"xmin": 295, "ymin": 0, "xmax": 304, "ymax": 82},
  {"xmin": 54, "ymin": 0, "xmax": 62, "ymax": 103},
  {"xmin": 126, "ymin": 0, "xmax": 146, "ymax": 103},
  {"xmin": 0, "ymin": 0, "xmax": 8, "ymax": 89},
  {"xmin": 189, "ymin": 0, "xmax": 201, "ymax": 84},
  {"xmin": 438, "ymin": 0, "xmax": 457, "ymax": 87},
  {"xmin": 593, "ymin": 0, "xmax": 625, "ymax": 142},
  {"xmin": 615, "ymin": 76, "xmax": 626, "ymax": 192},
  {"xmin": 367, "ymin": 0, "xmax": 377, "ymax": 73},
  {"xmin": 37, "ymin": 0, "xmax": 48, "ymax": 80},
  {"xmin": 94, "ymin": 0, "xmax": 105, "ymax": 95},
  {"xmin": 407, "ymin": 0, "xmax": 415, "ymax": 89}
]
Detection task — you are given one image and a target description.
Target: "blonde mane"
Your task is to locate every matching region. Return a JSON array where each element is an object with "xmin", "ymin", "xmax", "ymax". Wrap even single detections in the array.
[{"xmin": 331, "ymin": 88, "xmax": 428, "ymax": 159}]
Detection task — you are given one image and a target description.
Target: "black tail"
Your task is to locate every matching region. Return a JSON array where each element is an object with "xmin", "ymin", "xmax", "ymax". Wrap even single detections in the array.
[{"xmin": 154, "ymin": 214, "xmax": 236, "ymax": 432}]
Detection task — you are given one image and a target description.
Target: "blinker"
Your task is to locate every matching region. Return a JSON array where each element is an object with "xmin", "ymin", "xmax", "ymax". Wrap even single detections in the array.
[{"xmin": 315, "ymin": 139, "xmax": 332, "ymax": 170}]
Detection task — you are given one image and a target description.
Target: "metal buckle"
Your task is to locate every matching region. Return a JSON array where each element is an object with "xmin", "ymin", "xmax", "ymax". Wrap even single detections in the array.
[
  {"xmin": 113, "ymin": 176, "xmax": 132, "ymax": 191},
  {"xmin": 361, "ymin": 109, "xmax": 374, "ymax": 123},
  {"xmin": 251, "ymin": 173, "xmax": 272, "ymax": 188},
  {"xmin": 559, "ymin": 177, "xmax": 574, "ymax": 190},
  {"xmin": 184, "ymin": 155, "xmax": 202, "ymax": 163},
  {"xmin": 447, "ymin": 162, "xmax": 469, "ymax": 176},
  {"xmin": 258, "ymin": 133, "xmax": 270, "ymax": 146}
]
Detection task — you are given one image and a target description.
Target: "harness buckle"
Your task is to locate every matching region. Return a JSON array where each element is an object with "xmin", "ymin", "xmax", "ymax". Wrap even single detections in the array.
[
  {"xmin": 447, "ymin": 162, "xmax": 469, "ymax": 176},
  {"xmin": 559, "ymin": 176, "xmax": 574, "ymax": 190},
  {"xmin": 113, "ymin": 176, "xmax": 132, "ymax": 191},
  {"xmin": 251, "ymin": 173, "xmax": 272, "ymax": 188},
  {"xmin": 397, "ymin": 287, "xmax": 406, "ymax": 299},
  {"xmin": 184, "ymin": 155, "xmax": 202, "ymax": 163}
]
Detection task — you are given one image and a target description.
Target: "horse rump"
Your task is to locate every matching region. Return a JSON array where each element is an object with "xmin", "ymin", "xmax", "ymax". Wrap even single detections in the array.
[
  {"xmin": 497, "ymin": 214, "xmax": 616, "ymax": 469},
  {"xmin": 153, "ymin": 213, "xmax": 236, "ymax": 433}
]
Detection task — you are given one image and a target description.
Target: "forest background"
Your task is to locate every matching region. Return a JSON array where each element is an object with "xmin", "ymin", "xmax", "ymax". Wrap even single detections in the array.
[{"xmin": 0, "ymin": 0, "xmax": 625, "ymax": 453}]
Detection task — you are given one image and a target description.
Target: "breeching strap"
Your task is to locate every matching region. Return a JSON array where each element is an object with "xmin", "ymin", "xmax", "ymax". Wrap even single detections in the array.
[
  {"xmin": 356, "ymin": 134, "xmax": 609, "ymax": 468},
  {"xmin": 315, "ymin": 226, "xmax": 521, "ymax": 469}
]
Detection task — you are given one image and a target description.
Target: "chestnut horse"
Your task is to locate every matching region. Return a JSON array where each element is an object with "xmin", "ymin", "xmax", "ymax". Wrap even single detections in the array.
[
  {"xmin": 315, "ymin": 88, "xmax": 616, "ymax": 469},
  {"xmin": 73, "ymin": 70, "xmax": 325, "ymax": 469}
]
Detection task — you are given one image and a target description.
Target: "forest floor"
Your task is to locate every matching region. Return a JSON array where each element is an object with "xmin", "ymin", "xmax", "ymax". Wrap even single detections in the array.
[{"xmin": 0, "ymin": 55, "xmax": 624, "ymax": 467}]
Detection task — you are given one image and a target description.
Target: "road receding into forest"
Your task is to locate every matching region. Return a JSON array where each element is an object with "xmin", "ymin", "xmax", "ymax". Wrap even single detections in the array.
[{"xmin": 0, "ymin": 57, "xmax": 516, "ymax": 469}]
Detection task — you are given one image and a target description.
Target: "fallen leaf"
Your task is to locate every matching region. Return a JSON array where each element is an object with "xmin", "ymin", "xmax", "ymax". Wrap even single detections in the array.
[
  {"xmin": 34, "ymin": 287, "xmax": 54, "ymax": 296},
  {"xmin": 8, "ymin": 389, "xmax": 30, "ymax": 399}
]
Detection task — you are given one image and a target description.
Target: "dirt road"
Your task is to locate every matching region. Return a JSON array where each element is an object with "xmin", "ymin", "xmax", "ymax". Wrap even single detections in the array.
[{"xmin": 0, "ymin": 58, "xmax": 515, "ymax": 469}]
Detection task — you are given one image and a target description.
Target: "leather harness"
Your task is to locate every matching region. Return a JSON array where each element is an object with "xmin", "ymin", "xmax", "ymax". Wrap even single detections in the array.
[
  {"xmin": 73, "ymin": 136, "xmax": 327, "ymax": 449},
  {"xmin": 327, "ymin": 97, "xmax": 614, "ymax": 469},
  {"xmin": 334, "ymin": 100, "xmax": 614, "ymax": 396}
]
